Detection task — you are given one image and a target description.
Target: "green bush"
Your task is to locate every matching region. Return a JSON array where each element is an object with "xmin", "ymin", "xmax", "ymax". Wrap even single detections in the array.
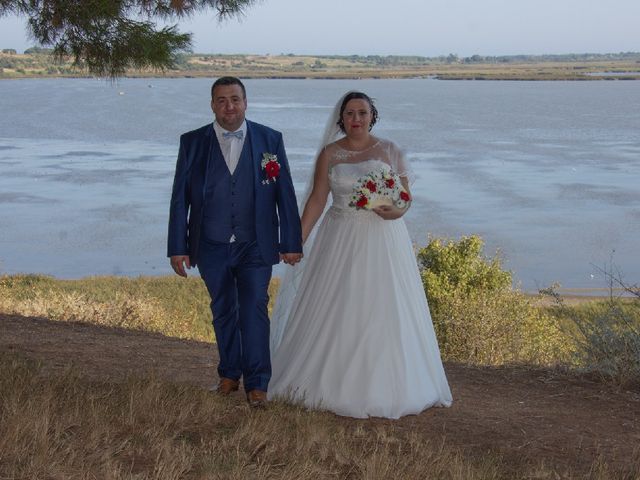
[
  {"xmin": 417, "ymin": 236, "xmax": 566, "ymax": 365},
  {"xmin": 418, "ymin": 235, "xmax": 511, "ymax": 311}
]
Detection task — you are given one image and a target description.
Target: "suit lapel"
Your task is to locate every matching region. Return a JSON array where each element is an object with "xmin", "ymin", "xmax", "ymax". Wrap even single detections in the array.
[
  {"xmin": 247, "ymin": 120, "xmax": 262, "ymax": 183},
  {"xmin": 201, "ymin": 123, "xmax": 216, "ymax": 201}
]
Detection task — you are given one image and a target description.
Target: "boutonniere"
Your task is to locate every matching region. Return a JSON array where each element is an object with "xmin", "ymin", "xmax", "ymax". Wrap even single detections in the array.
[{"xmin": 261, "ymin": 153, "xmax": 281, "ymax": 184}]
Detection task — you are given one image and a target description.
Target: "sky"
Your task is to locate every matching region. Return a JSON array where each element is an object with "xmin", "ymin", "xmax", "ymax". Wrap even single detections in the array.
[{"xmin": 1, "ymin": 0, "xmax": 639, "ymax": 57}]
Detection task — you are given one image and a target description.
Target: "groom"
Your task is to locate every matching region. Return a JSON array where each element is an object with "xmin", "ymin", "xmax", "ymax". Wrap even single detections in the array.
[{"xmin": 167, "ymin": 77, "xmax": 303, "ymax": 407}]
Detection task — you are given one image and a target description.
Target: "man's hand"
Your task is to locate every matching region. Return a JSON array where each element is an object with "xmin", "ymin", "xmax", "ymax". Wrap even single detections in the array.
[
  {"xmin": 280, "ymin": 253, "xmax": 303, "ymax": 266},
  {"xmin": 170, "ymin": 255, "xmax": 191, "ymax": 277}
]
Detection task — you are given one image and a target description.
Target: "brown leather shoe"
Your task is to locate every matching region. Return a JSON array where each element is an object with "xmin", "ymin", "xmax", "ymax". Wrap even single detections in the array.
[
  {"xmin": 246, "ymin": 389, "xmax": 268, "ymax": 408},
  {"xmin": 216, "ymin": 377, "xmax": 240, "ymax": 395}
]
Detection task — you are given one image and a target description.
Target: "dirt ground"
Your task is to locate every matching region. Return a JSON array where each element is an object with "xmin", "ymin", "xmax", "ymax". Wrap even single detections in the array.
[{"xmin": 2, "ymin": 313, "xmax": 639, "ymax": 477}]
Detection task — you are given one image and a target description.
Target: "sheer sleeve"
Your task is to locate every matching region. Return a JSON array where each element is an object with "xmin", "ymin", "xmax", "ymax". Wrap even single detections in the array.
[{"xmin": 387, "ymin": 141, "xmax": 415, "ymax": 185}]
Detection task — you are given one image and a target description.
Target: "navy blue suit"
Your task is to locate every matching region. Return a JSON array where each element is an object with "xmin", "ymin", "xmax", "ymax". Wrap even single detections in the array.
[{"xmin": 168, "ymin": 120, "xmax": 302, "ymax": 392}]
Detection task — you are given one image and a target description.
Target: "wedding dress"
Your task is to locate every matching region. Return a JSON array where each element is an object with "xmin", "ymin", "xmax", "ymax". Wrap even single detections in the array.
[{"xmin": 268, "ymin": 139, "xmax": 453, "ymax": 419}]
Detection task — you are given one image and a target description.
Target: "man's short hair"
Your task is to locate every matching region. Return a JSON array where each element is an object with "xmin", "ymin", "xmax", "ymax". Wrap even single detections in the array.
[{"xmin": 211, "ymin": 77, "xmax": 246, "ymax": 99}]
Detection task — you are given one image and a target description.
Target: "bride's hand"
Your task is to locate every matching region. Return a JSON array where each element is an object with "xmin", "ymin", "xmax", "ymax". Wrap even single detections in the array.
[{"xmin": 372, "ymin": 204, "xmax": 407, "ymax": 220}]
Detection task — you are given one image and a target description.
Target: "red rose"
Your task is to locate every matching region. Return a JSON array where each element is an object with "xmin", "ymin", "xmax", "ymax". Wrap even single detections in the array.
[
  {"xmin": 356, "ymin": 195, "xmax": 368, "ymax": 208},
  {"xmin": 366, "ymin": 180, "xmax": 377, "ymax": 192},
  {"xmin": 265, "ymin": 161, "xmax": 280, "ymax": 179},
  {"xmin": 400, "ymin": 191, "xmax": 411, "ymax": 202},
  {"xmin": 385, "ymin": 178, "xmax": 395, "ymax": 188}
]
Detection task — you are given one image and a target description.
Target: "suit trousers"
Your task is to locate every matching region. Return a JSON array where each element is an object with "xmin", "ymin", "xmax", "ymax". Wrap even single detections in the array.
[{"xmin": 198, "ymin": 239, "xmax": 272, "ymax": 392}]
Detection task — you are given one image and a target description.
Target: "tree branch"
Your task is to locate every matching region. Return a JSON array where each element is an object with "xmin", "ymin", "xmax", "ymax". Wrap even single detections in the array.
[{"xmin": 1, "ymin": 0, "xmax": 257, "ymax": 78}]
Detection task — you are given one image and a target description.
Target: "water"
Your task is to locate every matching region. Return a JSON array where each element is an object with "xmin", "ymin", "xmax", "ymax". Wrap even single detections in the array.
[{"xmin": 1, "ymin": 78, "xmax": 639, "ymax": 291}]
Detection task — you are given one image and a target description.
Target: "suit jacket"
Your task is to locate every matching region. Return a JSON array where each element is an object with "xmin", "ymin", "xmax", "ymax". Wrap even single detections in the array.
[{"xmin": 167, "ymin": 120, "xmax": 302, "ymax": 266}]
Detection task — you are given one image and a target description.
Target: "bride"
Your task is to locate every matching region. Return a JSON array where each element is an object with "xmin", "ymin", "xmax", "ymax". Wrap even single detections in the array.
[{"xmin": 268, "ymin": 91, "xmax": 452, "ymax": 419}]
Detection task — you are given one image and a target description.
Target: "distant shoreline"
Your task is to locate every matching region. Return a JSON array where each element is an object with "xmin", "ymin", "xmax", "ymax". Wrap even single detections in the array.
[
  {"xmin": 3, "ymin": 70, "xmax": 640, "ymax": 81},
  {"xmin": 2, "ymin": 51, "xmax": 640, "ymax": 81}
]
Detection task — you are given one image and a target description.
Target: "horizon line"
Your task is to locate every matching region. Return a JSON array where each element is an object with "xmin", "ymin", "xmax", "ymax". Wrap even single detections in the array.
[{"xmin": 2, "ymin": 48, "xmax": 640, "ymax": 58}]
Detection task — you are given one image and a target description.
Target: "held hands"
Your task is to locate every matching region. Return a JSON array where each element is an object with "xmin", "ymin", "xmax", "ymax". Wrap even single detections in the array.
[
  {"xmin": 171, "ymin": 252, "xmax": 301, "ymax": 274},
  {"xmin": 170, "ymin": 255, "xmax": 191, "ymax": 277},
  {"xmin": 372, "ymin": 203, "xmax": 408, "ymax": 220},
  {"xmin": 280, "ymin": 252, "xmax": 303, "ymax": 265}
]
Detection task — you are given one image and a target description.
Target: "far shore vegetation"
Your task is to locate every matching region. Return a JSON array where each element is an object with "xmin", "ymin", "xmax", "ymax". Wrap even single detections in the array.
[{"xmin": 2, "ymin": 48, "xmax": 640, "ymax": 81}]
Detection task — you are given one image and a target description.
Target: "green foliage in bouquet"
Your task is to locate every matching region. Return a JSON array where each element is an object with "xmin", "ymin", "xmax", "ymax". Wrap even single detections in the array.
[{"xmin": 417, "ymin": 235, "xmax": 566, "ymax": 366}]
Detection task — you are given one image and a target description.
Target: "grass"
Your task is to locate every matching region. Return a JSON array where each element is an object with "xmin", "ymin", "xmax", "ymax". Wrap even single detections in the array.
[
  {"xmin": 2, "ymin": 273, "xmax": 639, "ymax": 383},
  {"xmin": 2, "ymin": 353, "xmax": 636, "ymax": 480},
  {"xmin": 0, "ymin": 274, "xmax": 281, "ymax": 343},
  {"xmin": 2, "ymin": 273, "xmax": 639, "ymax": 477},
  {"xmin": 0, "ymin": 354, "xmax": 504, "ymax": 479}
]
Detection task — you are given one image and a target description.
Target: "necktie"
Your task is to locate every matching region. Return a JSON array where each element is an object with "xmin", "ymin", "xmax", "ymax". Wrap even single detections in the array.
[{"xmin": 223, "ymin": 130, "xmax": 243, "ymax": 140}]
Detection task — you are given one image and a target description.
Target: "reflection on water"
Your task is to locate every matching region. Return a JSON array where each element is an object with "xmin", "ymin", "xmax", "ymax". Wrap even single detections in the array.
[{"xmin": 1, "ymin": 78, "xmax": 639, "ymax": 291}]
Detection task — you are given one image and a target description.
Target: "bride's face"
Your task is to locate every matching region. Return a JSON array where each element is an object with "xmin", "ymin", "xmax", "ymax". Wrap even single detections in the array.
[{"xmin": 342, "ymin": 99, "xmax": 372, "ymax": 137}]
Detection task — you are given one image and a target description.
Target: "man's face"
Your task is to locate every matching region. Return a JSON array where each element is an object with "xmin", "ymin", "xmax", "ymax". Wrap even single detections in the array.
[{"xmin": 211, "ymin": 84, "xmax": 247, "ymax": 131}]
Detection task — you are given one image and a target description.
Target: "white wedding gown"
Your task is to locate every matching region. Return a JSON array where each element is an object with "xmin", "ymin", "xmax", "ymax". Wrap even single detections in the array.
[{"xmin": 269, "ymin": 140, "xmax": 452, "ymax": 419}]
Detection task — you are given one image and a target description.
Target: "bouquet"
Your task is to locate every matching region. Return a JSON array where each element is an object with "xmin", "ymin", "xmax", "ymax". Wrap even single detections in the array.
[{"xmin": 349, "ymin": 168, "xmax": 411, "ymax": 210}]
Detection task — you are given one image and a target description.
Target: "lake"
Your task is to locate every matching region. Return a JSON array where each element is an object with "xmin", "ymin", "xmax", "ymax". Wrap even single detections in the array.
[{"xmin": 0, "ymin": 77, "xmax": 639, "ymax": 291}]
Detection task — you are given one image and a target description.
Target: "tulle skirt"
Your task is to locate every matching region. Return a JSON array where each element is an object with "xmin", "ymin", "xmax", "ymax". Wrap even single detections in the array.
[{"xmin": 269, "ymin": 207, "xmax": 452, "ymax": 419}]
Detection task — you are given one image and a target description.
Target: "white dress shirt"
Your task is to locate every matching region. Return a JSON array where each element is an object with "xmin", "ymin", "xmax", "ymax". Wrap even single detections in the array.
[{"xmin": 213, "ymin": 120, "xmax": 247, "ymax": 175}]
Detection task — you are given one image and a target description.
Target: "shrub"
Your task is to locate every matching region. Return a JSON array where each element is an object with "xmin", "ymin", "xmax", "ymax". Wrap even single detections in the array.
[
  {"xmin": 434, "ymin": 288, "xmax": 566, "ymax": 365},
  {"xmin": 418, "ymin": 235, "xmax": 511, "ymax": 312},
  {"xmin": 543, "ymin": 286, "xmax": 640, "ymax": 388},
  {"xmin": 417, "ymin": 236, "xmax": 566, "ymax": 365}
]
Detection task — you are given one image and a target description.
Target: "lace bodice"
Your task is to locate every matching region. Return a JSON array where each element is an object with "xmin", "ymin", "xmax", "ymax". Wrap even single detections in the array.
[
  {"xmin": 329, "ymin": 159, "xmax": 391, "ymax": 210},
  {"xmin": 324, "ymin": 138, "xmax": 413, "ymax": 212}
]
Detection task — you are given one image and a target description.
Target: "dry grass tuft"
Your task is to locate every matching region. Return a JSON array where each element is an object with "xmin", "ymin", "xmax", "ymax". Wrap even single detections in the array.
[
  {"xmin": 0, "ymin": 274, "xmax": 212, "ymax": 341},
  {"xmin": 0, "ymin": 354, "xmax": 508, "ymax": 479},
  {"xmin": 0, "ymin": 274, "xmax": 282, "ymax": 343},
  {"xmin": 2, "ymin": 354, "xmax": 636, "ymax": 479},
  {"xmin": 543, "ymin": 293, "xmax": 640, "ymax": 389}
]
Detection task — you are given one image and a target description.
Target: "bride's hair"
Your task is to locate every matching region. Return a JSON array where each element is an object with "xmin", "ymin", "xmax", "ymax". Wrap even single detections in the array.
[{"xmin": 336, "ymin": 91, "xmax": 379, "ymax": 133}]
